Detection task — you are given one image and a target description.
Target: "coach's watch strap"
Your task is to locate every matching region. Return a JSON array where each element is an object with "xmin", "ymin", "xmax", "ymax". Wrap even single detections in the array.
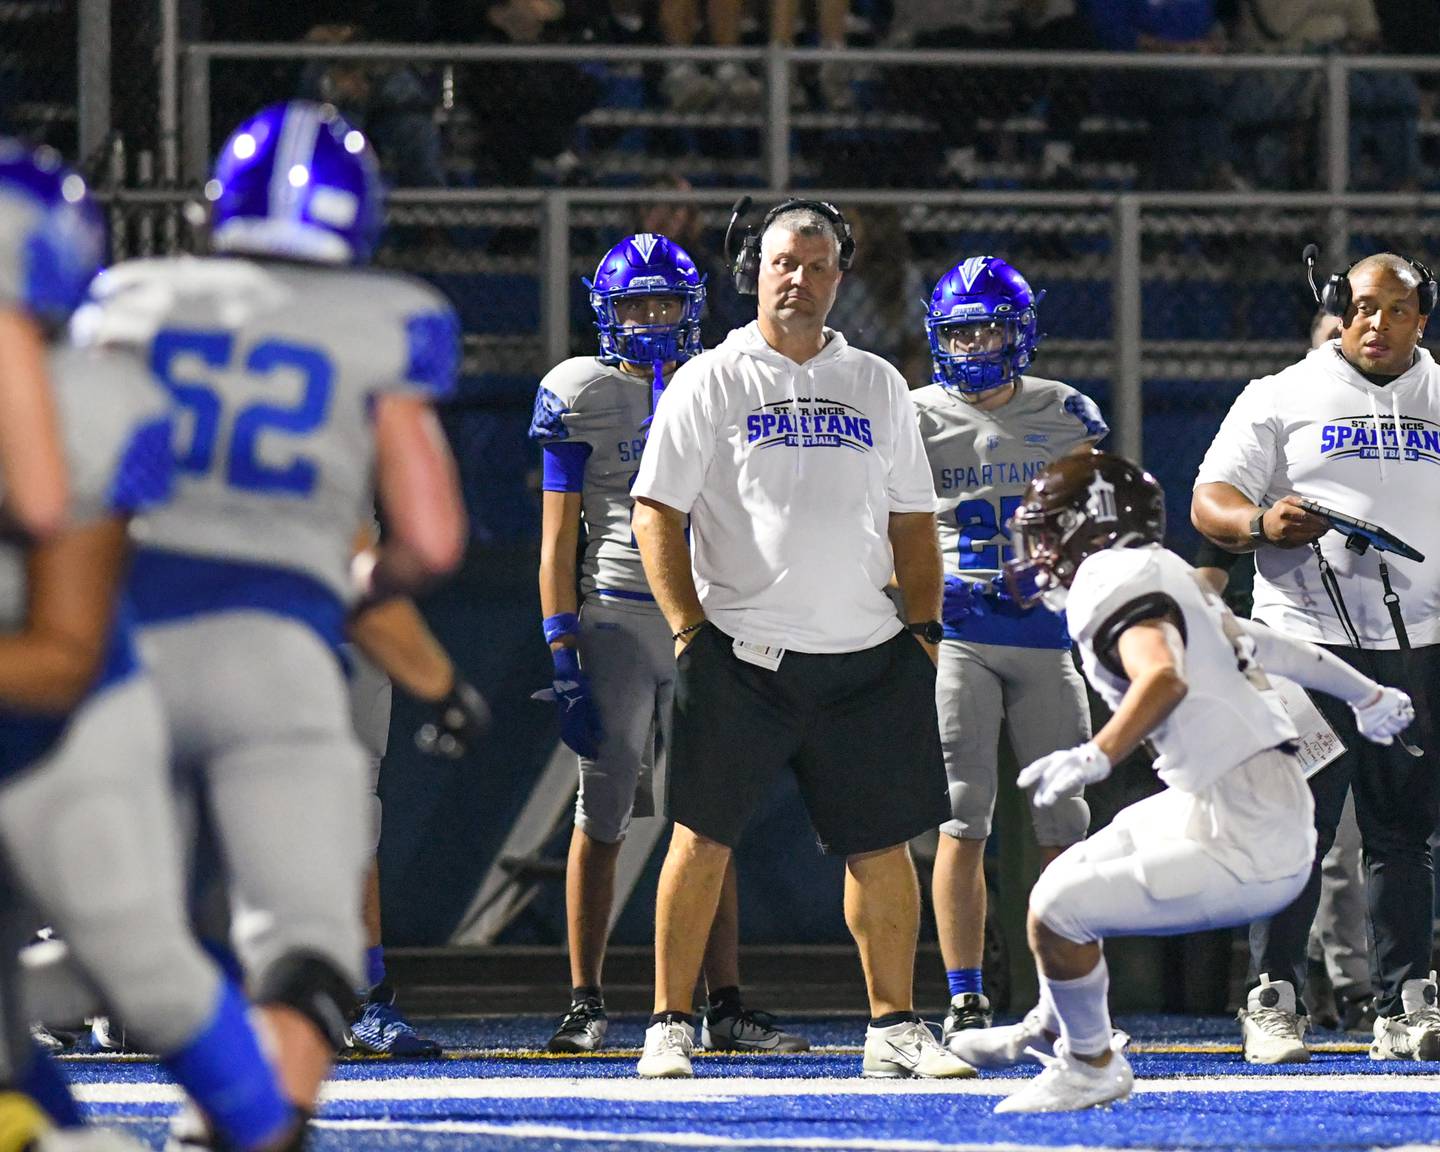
[
  {"xmin": 907, "ymin": 620, "xmax": 944, "ymax": 644},
  {"xmin": 1248, "ymin": 509, "xmax": 1269, "ymax": 545}
]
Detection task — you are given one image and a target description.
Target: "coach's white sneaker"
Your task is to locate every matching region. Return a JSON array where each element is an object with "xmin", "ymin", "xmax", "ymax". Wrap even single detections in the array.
[
  {"xmin": 994, "ymin": 1034, "xmax": 1133, "ymax": 1114},
  {"xmin": 637, "ymin": 1018, "xmax": 695, "ymax": 1078},
  {"xmin": 1239, "ymin": 973, "xmax": 1309, "ymax": 1064},
  {"xmin": 1370, "ymin": 971, "xmax": 1440, "ymax": 1061},
  {"xmin": 946, "ymin": 1004, "xmax": 1056, "ymax": 1068},
  {"xmin": 862, "ymin": 1018, "xmax": 976, "ymax": 1079}
]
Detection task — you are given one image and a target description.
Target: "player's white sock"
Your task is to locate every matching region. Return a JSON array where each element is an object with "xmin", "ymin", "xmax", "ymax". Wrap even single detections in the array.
[
  {"xmin": 1033, "ymin": 981, "xmax": 1061, "ymax": 1037},
  {"xmin": 1040, "ymin": 954, "xmax": 1112, "ymax": 1057}
]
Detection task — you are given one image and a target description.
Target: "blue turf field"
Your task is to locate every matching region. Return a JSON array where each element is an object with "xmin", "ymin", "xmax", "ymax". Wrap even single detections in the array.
[{"xmin": 63, "ymin": 1015, "xmax": 1440, "ymax": 1151}]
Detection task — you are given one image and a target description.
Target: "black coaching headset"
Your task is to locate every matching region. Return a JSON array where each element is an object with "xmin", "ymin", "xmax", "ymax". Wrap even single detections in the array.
[
  {"xmin": 1303, "ymin": 243, "xmax": 1438, "ymax": 317},
  {"xmin": 724, "ymin": 196, "xmax": 856, "ymax": 296}
]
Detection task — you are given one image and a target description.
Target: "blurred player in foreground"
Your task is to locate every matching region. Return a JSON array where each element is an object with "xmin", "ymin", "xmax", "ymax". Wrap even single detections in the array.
[
  {"xmin": 948, "ymin": 452, "xmax": 1413, "ymax": 1112},
  {"xmin": 0, "ymin": 145, "xmax": 303, "ymax": 1151},
  {"xmin": 910, "ymin": 256, "xmax": 1106, "ymax": 1047},
  {"xmin": 73, "ymin": 100, "xmax": 465, "ymax": 1126},
  {"xmin": 530, "ymin": 233, "xmax": 805, "ymax": 1055},
  {"xmin": 0, "ymin": 139, "xmax": 68, "ymax": 541}
]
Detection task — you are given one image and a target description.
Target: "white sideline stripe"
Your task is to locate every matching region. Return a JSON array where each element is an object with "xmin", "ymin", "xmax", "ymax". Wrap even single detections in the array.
[
  {"xmin": 73, "ymin": 1071, "xmax": 1440, "ymax": 1107},
  {"xmin": 315, "ymin": 1117, "xmax": 1154, "ymax": 1152}
]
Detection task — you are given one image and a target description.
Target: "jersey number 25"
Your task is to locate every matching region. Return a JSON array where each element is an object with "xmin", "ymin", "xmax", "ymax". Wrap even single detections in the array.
[{"xmin": 956, "ymin": 495, "xmax": 1022, "ymax": 569}]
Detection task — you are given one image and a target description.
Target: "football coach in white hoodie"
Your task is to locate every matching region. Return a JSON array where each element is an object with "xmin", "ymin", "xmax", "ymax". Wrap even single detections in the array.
[
  {"xmin": 1193, "ymin": 253, "xmax": 1440, "ymax": 1064},
  {"xmin": 629, "ymin": 201, "xmax": 970, "ymax": 1081}
]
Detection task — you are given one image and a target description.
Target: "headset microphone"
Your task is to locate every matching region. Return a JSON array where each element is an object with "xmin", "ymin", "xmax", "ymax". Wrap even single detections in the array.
[
  {"xmin": 1302, "ymin": 243, "xmax": 1322, "ymax": 304},
  {"xmin": 724, "ymin": 196, "xmax": 752, "ymax": 268}
]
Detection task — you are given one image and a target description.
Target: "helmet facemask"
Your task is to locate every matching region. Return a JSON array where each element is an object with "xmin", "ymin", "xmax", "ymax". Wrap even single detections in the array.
[
  {"xmin": 930, "ymin": 310, "xmax": 1037, "ymax": 394},
  {"xmin": 1004, "ymin": 505, "xmax": 1081, "ymax": 611},
  {"xmin": 593, "ymin": 289, "xmax": 700, "ymax": 368}
]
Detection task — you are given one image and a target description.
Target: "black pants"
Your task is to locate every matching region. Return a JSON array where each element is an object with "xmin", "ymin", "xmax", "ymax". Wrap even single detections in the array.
[{"xmin": 1249, "ymin": 644, "xmax": 1440, "ymax": 1018}]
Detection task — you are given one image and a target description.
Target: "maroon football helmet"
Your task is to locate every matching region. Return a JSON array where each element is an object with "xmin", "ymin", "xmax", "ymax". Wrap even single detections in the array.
[{"xmin": 1003, "ymin": 451, "xmax": 1166, "ymax": 607}]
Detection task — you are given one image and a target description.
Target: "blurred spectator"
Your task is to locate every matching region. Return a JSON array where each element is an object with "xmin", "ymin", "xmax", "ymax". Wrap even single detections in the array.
[
  {"xmin": 659, "ymin": 0, "xmax": 763, "ymax": 112},
  {"xmin": 659, "ymin": 1, "xmax": 855, "ymax": 113},
  {"xmin": 1085, "ymin": 0, "xmax": 1243, "ymax": 191},
  {"xmin": 888, "ymin": 1, "xmax": 1091, "ymax": 186},
  {"xmin": 821, "ymin": 207, "xmax": 928, "ymax": 379},
  {"xmin": 890, "ymin": 0, "xmax": 1081, "ymax": 49},
  {"xmin": 455, "ymin": 1, "xmax": 600, "ymax": 185},
  {"xmin": 1373, "ymin": 0, "xmax": 1440, "ymax": 128},
  {"xmin": 564, "ymin": 0, "xmax": 659, "ymax": 43},
  {"xmin": 298, "ymin": 23, "xmax": 446, "ymax": 187},
  {"xmin": 771, "ymin": 0, "xmax": 855, "ymax": 110},
  {"xmin": 632, "ymin": 175, "xmax": 750, "ymax": 346},
  {"xmin": 1230, "ymin": 0, "xmax": 1419, "ymax": 191}
]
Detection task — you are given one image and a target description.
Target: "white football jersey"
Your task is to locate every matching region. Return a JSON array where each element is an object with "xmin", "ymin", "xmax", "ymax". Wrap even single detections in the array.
[
  {"xmin": 71, "ymin": 255, "xmax": 457, "ymax": 642},
  {"xmin": 912, "ymin": 374, "xmax": 1106, "ymax": 648},
  {"xmin": 0, "ymin": 342, "xmax": 173, "ymax": 779},
  {"xmin": 0, "ymin": 180, "xmax": 42, "ymax": 310},
  {"xmin": 1066, "ymin": 544, "xmax": 1313, "ymax": 882},
  {"xmin": 529, "ymin": 356, "xmax": 666, "ymax": 602}
]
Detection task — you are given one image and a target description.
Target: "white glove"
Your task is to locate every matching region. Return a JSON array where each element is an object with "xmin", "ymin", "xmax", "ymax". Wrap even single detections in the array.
[
  {"xmin": 1352, "ymin": 685, "xmax": 1415, "ymax": 745},
  {"xmin": 1017, "ymin": 741, "xmax": 1112, "ymax": 808}
]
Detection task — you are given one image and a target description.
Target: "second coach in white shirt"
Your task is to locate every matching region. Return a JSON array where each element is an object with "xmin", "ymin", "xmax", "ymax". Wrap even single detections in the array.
[
  {"xmin": 629, "ymin": 200, "xmax": 968, "ymax": 1082},
  {"xmin": 1192, "ymin": 252, "xmax": 1440, "ymax": 1065}
]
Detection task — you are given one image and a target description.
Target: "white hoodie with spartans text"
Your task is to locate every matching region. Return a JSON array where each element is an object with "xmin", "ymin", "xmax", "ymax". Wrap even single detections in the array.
[
  {"xmin": 632, "ymin": 321, "xmax": 938, "ymax": 654},
  {"xmin": 1196, "ymin": 341, "xmax": 1440, "ymax": 647}
]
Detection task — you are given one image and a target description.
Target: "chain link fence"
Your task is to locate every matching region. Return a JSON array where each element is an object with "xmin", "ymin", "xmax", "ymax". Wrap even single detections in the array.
[
  {"xmin": 96, "ymin": 187, "xmax": 1440, "ymax": 556},
  {"xmin": 181, "ymin": 44, "xmax": 1440, "ymax": 197}
]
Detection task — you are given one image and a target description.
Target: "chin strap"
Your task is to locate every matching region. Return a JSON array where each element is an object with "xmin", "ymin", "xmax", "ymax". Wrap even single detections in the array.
[{"xmin": 651, "ymin": 360, "xmax": 666, "ymax": 416}]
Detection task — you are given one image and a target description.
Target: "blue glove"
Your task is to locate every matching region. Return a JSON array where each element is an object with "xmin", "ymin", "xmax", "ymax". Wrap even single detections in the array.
[
  {"xmin": 942, "ymin": 574, "xmax": 988, "ymax": 629},
  {"xmin": 532, "ymin": 646, "xmax": 603, "ymax": 759},
  {"xmin": 988, "ymin": 571, "xmax": 1018, "ymax": 608}
]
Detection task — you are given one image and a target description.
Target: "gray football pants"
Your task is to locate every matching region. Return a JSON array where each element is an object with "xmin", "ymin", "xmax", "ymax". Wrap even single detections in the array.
[
  {"xmin": 0, "ymin": 676, "xmax": 219, "ymax": 1053},
  {"xmin": 345, "ymin": 646, "xmax": 392, "ymax": 853},
  {"xmin": 574, "ymin": 598, "xmax": 674, "ymax": 844},
  {"xmin": 1306, "ymin": 791, "xmax": 1372, "ymax": 998},
  {"xmin": 142, "ymin": 612, "xmax": 370, "ymax": 994},
  {"xmin": 937, "ymin": 639, "xmax": 1091, "ymax": 845}
]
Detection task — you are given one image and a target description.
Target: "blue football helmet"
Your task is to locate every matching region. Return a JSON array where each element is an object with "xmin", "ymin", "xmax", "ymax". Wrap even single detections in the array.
[
  {"xmin": 926, "ymin": 256, "xmax": 1044, "ymax": 393},
  {"xmin": 207, "ymin": 101, "xmax": 384, "ymax": 265},
  {"xmin": 0, "ymin": 138, "xmax": 104, "ymax": 325},
  {"xmin": 586, "ymin": 233, "xmax": 705, "ymax": 369}
]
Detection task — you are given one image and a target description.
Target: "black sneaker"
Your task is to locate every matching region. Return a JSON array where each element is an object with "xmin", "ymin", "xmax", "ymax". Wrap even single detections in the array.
[
  {"xmin": 701, "ymin": 1007, "xmax": 809, "ymax": 1053},
  {"xmin": 547, "ymin": 996, "xmax": 608, "ymax": 1053},
  {"xmin": 941, "ymin": 993, "xmax": 994, "ymax": 1045}
]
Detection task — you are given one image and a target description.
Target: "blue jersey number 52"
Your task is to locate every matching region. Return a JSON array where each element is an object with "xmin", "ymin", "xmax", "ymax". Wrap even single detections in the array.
[
  {"xmin": 955, "ymin": 495, "xmax": 1023, "ymax": 569},
  {"xmin": 151, "ymin": 330, "xmax": 334, "ymax": 496}
]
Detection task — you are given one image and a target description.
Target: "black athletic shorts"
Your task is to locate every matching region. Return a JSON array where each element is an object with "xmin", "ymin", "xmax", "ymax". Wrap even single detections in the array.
[{"xmin": 665, "ymin": 623, "xmax": 949, "ymax": 856}]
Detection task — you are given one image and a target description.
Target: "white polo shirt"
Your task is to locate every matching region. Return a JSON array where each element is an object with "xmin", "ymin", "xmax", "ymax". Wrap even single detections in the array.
[
  {"xmin": 632, "ymin": 321, "xmax": 938, "ymax": 654},
  {"xmin": 1195, "ymin": 341, "xmax": 1440, "ymax": 648}
]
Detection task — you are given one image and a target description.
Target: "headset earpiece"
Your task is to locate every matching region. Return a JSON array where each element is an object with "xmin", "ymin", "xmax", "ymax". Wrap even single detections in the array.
[
  {"xmin": 732, "ymin": 232, "xmax": 763, "ymax": 296},
  {"xmin": 1321, "ymin": 269, "xmax": 1351, "ymax": 318},
  {"xmin": 1409, "ymin": 257, "xmax": 1437, "ymax": 315}
]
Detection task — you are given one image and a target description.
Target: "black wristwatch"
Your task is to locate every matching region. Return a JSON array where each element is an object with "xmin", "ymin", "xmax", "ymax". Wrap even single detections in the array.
[
  {"xmin": 908, "ymin": 620, "xmax": 944, "ymax": 644},
  {"xmin": 1248, "ymin": 509, "xmax": 1269, "ymax": 546}
]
